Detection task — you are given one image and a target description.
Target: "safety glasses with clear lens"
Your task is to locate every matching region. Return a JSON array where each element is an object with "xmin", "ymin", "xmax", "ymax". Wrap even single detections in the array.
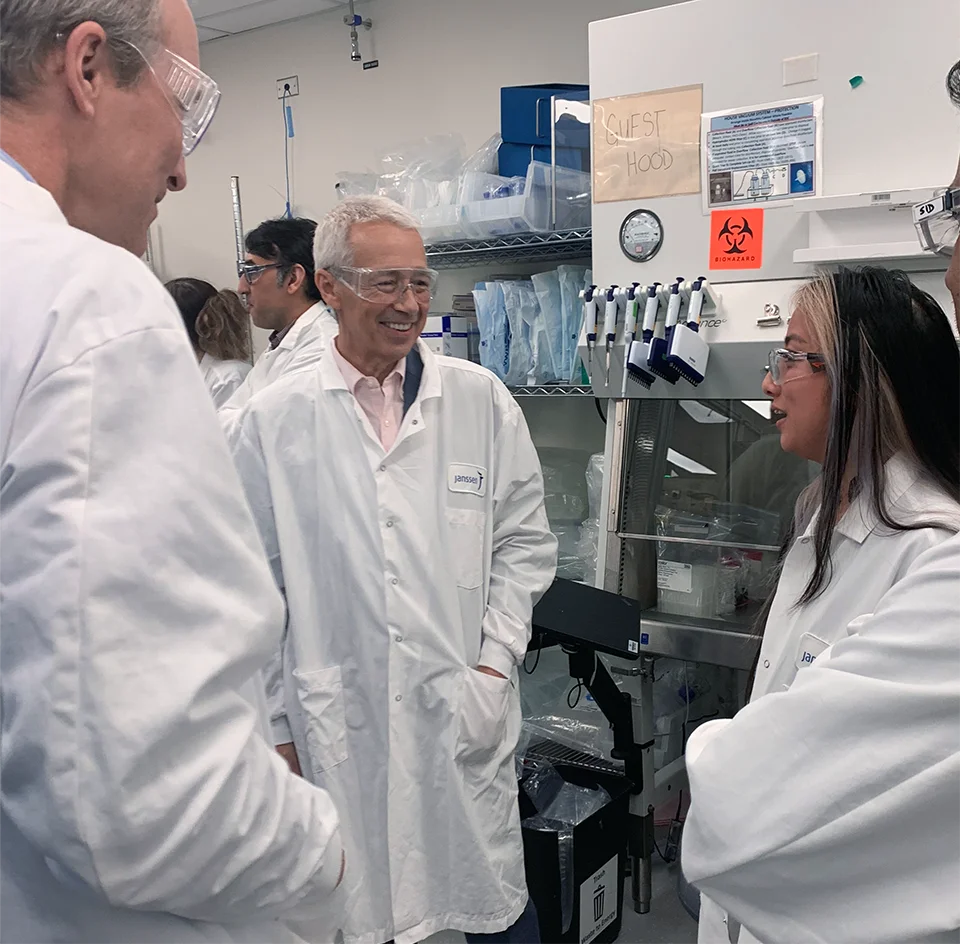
[
  {"xmin": 331, "ymin": 266, "xmax": 439, "ymax": 304},
  {"xmin": 124, "ymin": 42, "xmax": 221, "ymax": 155},
  {"xmin": 765, "ymin": 349, "xmax": 826, "ymax": 385},
  {"xmin": 912, "ymin": 188, "xmax": 959, "ymax": 257},
  {"xmin": 237, "ymin": 261, "xmax": 283, "ymax": 284}
]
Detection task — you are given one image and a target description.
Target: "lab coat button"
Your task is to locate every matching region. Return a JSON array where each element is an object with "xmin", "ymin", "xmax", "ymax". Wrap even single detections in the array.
[
  {"xmin": 386, "ymin": 519, "xmax": 394, "ymax": 528},
  {"xmin": 379, "ymin": 464, "xmax": 387, "ymax": 472},
  {"xmin": 764, "ymin": 660, "xmax": 771, "ymax": 668},
  {"xmin": 395, "ymin": 694, "xmax": 403, "ymax": 702},
  {"xmin": 394, "ymin": 634, "xmax": 403, "ymax": 643},
  {"xmin": 412, "ymin": 419, "xmax": 419, "ymax": 425},
  {"xmin": 391, "ymin": 577, "xmax": 399, "ymax": 585}
]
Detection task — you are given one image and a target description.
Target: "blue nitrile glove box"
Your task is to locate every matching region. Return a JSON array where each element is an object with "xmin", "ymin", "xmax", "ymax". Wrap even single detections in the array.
[
  {"xmin": 500, "ymin": 84, "xmax": 589, "ymax": 148},
  {"xmin": 498, "ymin": 143, "xmax": 587, "ymax": 179}
]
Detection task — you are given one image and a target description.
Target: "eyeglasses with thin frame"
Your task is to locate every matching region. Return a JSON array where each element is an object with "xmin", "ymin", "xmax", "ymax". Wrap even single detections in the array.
[
  {"xmin": 331, "ymin": 266, "xmax": 439, "ymax": 305},
  {"xmin": 912, "ymin": 187, "xmax": 959, "ymax": 258},
  {"xmin": 237, "ymin": 261, "xmax": 283, "ymax": 285},
  {"xmin": 119, "ymin": 41, "xmax": 220, "ymax": 155},
  {"xmin": 765, "ymin": 348, "xmax": 826, "ymax": 385}
]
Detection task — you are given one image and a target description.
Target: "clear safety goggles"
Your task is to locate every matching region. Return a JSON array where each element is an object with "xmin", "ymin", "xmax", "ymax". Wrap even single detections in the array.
[
  {"xmin": 912, "ymin": 188, "xmax": 959, "ymax": 257},
  {"xmin": 331, "ymin": 266, "xmax": 439, "ymax": 305},
  {"xmin": 237, "ymin": 260, "xmax": 283, "ymax": 285},
  {"xmin": 124, "ymin": 42, "xmax": 221, "ymax": 155},
  {"xmin": 765, "ymin": 348, "xmax": 826, "ymax": 385}
]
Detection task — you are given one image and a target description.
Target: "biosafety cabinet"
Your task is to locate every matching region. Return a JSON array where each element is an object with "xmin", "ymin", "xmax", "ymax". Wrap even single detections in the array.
[
  {"xmin": 519, "ymin": 0, "xmax": 958, "ymax": 925},
  {"xmin": 585, "ymin": 0, "xmax": 957, "ymax": 666}
]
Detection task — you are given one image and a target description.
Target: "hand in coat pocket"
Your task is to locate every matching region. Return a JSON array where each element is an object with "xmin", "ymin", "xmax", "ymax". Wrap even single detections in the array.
[{"xmin": 456, "ymin": 667, "xmax": 513, "ymax": 764}]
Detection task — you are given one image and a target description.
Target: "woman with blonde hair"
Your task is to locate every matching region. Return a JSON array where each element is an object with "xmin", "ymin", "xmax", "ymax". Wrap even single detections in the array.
[
  {"xmin": 682, "ymin": 265, "xmax": 960, "ymax": 944},
  {"xmin": 166, "ymin": 278, "xmax": 253, "ymax": 408}
]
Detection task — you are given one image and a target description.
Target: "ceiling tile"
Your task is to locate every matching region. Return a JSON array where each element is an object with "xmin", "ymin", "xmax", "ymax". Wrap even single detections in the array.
[
  {"xmin": 196, "ymin": 24, "xmax": 232, "ymax": 41},
  {"xmin": 189, "ymin": 0, "xmax": 261, "ymax": 17},
  {"xmin": 196, "ymin": 0, "xmax": 345, "ymax": 35}
]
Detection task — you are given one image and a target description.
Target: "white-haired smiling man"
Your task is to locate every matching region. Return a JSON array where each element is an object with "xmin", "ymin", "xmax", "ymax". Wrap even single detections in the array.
[{"xmin": 226, "ymin": 195, "xmax": 558, "ymax": 944}]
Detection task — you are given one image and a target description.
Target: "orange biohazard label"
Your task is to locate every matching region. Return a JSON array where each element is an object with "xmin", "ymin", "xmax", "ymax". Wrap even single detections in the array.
[{"xmin": 709, "ymin": 208, "xmax": 764, "ymax": 270}]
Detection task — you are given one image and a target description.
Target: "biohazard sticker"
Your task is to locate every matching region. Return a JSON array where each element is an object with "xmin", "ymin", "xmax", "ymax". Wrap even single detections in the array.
[
  {"xmin": 579, "ymin": 854, "xmax": 619, "ymax": 944},
  {"xmin": 709, "ymin": 208, "xmax": 764, "ymax": 270}
]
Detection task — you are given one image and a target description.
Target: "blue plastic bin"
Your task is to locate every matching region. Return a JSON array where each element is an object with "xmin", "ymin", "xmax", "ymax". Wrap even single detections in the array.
[{"xmin": 500, "ymin": 84, "xmax": 589, "ymax": 148}]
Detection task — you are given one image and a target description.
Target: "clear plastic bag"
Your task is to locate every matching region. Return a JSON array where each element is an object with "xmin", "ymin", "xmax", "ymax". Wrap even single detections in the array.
[
  {"xmin": 376, "ymin": 133, "xmax": 466, "ymax": 183},
  {"xmin": 516, "ymin": 280, "xmax": 557, "ymax": 385},
  {"xmin": 523, "ymin": 766, "xmax": 610, "ymax": 826},
  {"xmin": 553, "ymin": 525, "xmax": 586, "ymax": 582},
  {"xmin": 334, "ymin": 172, "xmax": 379, "ymax": 200},
  {"xmin": 557, "ymin": 265, "xmax": 589, "ymax": 383},
  {"xmin": 576, "ymin": 519, "xmax": 601, "ymax": 587},
  {"xmin": 540, "ymin": 450, "xmax": 589, "ymax": 525},
  {"xmin": 473, "ymin": 282, "xmax": 509, "ymax": 380},
  {"xmin": 501, "ymin": 281, "xmax": 534, "ymax": 386},
  {"xmin": 461, "ymin": 133, "xmax": 503, "ymax": 176},
  {"xmin": 531, "ymin": 270, "xmax": 564, "ymax": 385},
  {"xmin": 585, "ymin": 452, "xmax": 604, "ymax": 521},
  {"xmin": 520, "ymin": 762, "xmax": 612, "ymax": 935}
]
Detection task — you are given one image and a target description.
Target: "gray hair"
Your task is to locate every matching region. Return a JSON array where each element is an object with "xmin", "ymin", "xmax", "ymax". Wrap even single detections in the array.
[
  {"xmin": 314, "ymin": 195, "xmax": 421, "ymax": 271},
  {"xmin": 0, "ymin": 0, "xmax": 161, "ymax": 101}
]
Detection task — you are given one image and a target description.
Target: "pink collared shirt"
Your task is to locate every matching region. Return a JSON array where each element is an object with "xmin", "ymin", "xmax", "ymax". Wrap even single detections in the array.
[{"xmin": 332, "ymin": 340, "xmax": 405, "ymax": 451}]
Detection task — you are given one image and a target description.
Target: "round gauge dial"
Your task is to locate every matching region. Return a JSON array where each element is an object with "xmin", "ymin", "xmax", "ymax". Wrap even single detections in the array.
[{"xmin": 619, "ymin": 209, "xmax": 664, "ymax": 263}]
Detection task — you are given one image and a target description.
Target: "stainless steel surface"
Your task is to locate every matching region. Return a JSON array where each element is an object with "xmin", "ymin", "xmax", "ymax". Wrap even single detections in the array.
[
  {"xmin": 636, "ymin": 853, "xmax": 652, "ymax": 914},
  {"xmin": 507, "ymin": 384, "xmax": 594, "ymax": 397},
  {"xmin": 618, "ymin": 533, "xmax": 780, "ymax": 553},
  {"xmin": 638, "ymin": 610, "xmax": 760, "ymax": 669},
  {"xmin": 230, "ymin": 176, "xmax": 244, "ymax": 264},
  {"xmin": 550, "ymin": 96, "xmax": 557, "ymax": 230},
  {"xmin": 424, "ymin": 228, "xmax": 591, "ymax": 268},
  {"xmin": 619, "ymin": 401, "xmax": 675, "ymax": 536},
  {"xmin": 635, "ymin": 656, "xmax": 657, "ymax": 915},
  {"xmin": 757, "ymin": 303, "xmax": 782, "ymax": 327},
  {"xmin": 522, "ymin": 738, "xmax": 624, "ymax": 776}
]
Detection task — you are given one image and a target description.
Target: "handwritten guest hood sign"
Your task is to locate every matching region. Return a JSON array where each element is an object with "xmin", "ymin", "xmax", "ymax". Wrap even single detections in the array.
[{"xmin": 593, "ymin": 85, "xmax": 703, "ymax": 203}]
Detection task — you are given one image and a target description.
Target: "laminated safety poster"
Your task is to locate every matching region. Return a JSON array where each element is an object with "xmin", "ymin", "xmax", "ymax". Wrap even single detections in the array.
[{"xmin": 701, "ymin": 96, "xmax": 824, "ymax": 214}]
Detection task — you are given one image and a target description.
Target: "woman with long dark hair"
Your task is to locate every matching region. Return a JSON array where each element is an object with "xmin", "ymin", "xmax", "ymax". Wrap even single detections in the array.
[
  {"xmin": 683, "ymin": 266, "xmax": 960, "ymax": 944},
  {"xmin": 166, "ymin": 278, "xmax": 253, "ymax": 408}
]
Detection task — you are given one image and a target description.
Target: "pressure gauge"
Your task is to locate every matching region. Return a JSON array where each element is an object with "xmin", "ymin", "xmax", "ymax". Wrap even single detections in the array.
[{"xmin": 618, "ymin": 209, "xmax": 664, "ymax": 263}]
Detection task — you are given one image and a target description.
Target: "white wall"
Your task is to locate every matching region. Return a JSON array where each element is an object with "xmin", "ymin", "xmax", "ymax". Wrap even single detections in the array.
[{"xmin": 155, "ymin": 0, "xmax": 666, "ymax": 290}]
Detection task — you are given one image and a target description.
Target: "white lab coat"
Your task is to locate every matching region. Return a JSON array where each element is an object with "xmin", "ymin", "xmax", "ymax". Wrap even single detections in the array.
[
  {"xmin": 227, "ymin": 340, "xmax": 558, "ymax": 944},
  {"xmin": 684, "ymin": 455, "xmax": 960, "ymax": 944},
  {"xmin": 0, "ymin": 161, "xmax": 344, "ymax": 943},
  {"xmin": 200, "ymin": 353, "xmax": 252, "ymax": 408},
  {"xmin": 219, "ymin": 301, "xmax": 338, "ymax": 429}
]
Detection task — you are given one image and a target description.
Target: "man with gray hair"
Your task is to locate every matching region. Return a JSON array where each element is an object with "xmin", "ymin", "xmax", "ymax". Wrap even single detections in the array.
[
  {"xmin": 227, "ymin": 195, "xmax": 558, "ymax": 943},
  {"xmin": 0, "ymin": 2, "xmax": 344, "ymax": 941}
]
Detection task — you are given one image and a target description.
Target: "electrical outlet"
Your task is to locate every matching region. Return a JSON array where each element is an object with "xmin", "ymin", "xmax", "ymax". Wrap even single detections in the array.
[{"xmin": 276, "ymin": 75, "xmax": 299, "ymax": 99}]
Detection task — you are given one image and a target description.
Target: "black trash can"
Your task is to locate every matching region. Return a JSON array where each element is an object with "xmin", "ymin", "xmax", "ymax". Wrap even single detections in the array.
[{"xmin": 520, "ymin": 764, "xmax": 632, "ymax": 944}]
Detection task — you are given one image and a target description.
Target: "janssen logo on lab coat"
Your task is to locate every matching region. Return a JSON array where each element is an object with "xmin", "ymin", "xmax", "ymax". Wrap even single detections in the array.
[
  {"xmin": 448, "ymin": 463, "xmax": 487, "ymax": 496},
  {"xmin": 795, "ymin": 632, "xmax": 829, "ymax": 670}
]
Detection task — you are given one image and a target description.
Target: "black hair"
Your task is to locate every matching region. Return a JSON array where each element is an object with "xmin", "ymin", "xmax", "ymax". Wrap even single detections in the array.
[
  {"xmin": 166, "ymin": 277, "xmax": 252, "ymax": 363},
  {"xmin": 796, "ymin": 267, "xmax": 959, "ymax": 605},
  {"xmin": 244, "ymin": 217, "xmax": 321, "ymax": 302},
  {"xmin": 948, "ymin": 59, "xmax": 960, "ymax": 109}
]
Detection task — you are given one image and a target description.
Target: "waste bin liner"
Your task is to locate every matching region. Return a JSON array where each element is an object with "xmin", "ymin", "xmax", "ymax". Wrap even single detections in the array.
[{"xmin": 519, "ymin": 761, "xmax": 631, "ymax": 944}]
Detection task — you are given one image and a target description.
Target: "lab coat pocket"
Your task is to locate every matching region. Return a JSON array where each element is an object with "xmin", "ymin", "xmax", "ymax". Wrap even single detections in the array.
[
  {"xmin": 456, "ymin": 667, "xmax": 513, "ymax": 765},
  {"xmin": 445, "ymin": 507, "xmax": 486, "ymax": 590},
  {"xmin": 293, "ymin": 665, "xmax": 348, "ymax": 774}
]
